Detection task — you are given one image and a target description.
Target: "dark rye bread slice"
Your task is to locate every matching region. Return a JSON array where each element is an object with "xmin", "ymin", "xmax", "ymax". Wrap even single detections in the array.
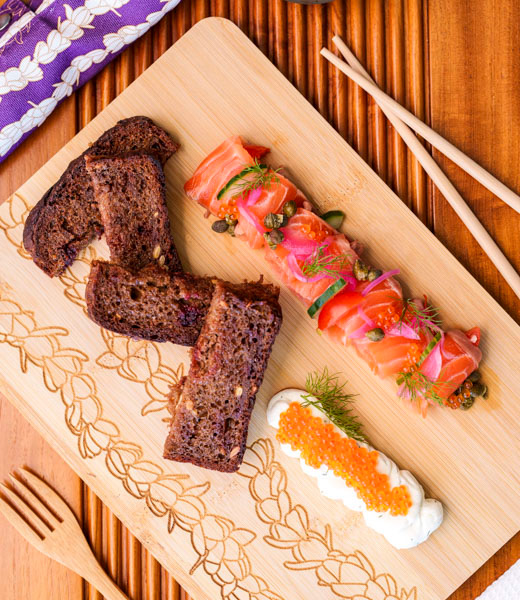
[
  {"xmin": 164, "ymin": 279, "xmax": 282, "ymax": 472},
  {"xmin": 23, "ymin": 116, "xmax": 178, "ymax": 277},
  {"xmin": 85, "ymin": 153, "xmax": 181, "ymax": 273},
  {"xmin": 86, "ymin": 260, "xmax": 214, "ymax": 345}
]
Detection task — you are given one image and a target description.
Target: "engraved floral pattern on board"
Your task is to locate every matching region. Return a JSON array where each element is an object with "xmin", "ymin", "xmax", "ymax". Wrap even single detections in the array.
[
  {"xmin": 240, "ymin": 439, "xmax": 418, "ymax": 600},
  {"xmin": 0, "ymin": 287, "xmax": 280, "ymax": 600},
  {"xmin": 96, "ymin": 328, "xmax": 185, "ymax": 416},
  {"xmin": 0, "ymin": 192, "xmax": 417, "ymax": 599}
]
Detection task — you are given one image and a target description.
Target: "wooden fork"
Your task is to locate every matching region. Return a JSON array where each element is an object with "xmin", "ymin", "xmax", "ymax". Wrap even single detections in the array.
[{"xmin": 0, "ymin": 468, "xmax": 129, "ymax": 600}]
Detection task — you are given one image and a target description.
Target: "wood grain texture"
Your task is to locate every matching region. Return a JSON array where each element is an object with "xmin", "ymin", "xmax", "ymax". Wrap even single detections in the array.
[
  {"xmin": 428, "ymin": 0, "xmax": 520, "ymax": 321},
  {"xmin": 428, "ymin": 1, "xmax": 520, "ymax": 595},
  {"xmin": 0, "ymin": 2, "xmax": 518, "ymax": 599},
  {"xmin": 1, "ymin": 17, "xmax": 520, "ymax": 600}
]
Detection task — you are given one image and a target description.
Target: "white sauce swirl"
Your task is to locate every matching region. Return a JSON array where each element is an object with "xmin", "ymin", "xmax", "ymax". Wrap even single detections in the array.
[{"xmin": 267, "ymin": 389, "xmax": 443, "ymax": 549}]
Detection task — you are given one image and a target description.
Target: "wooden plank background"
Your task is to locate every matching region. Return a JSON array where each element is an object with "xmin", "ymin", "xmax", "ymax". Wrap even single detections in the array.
[{"xmin": 0, "ymin": 1, "xmax": 519, "ymax": 599}]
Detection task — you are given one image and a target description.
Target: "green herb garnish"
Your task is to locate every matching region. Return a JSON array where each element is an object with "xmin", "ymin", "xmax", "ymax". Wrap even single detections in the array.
[
  {"xmin": 218, "ymin": 159, "xmax": 280, "ymax": 200},
  {"xmin": 416, "ymin": 332, "xmax": 442, "ymax": 367},
  {"xmin": 301, "ymin": 368, "xmax": 366, "ymax": 442},
  {"xmin": 301, "ymin": 244, "xmax": 353, "ymax": 279},
  {"xmin": 395, "ymin": 370, "xmax": 446, "ymax": 407},
  {"xmin": 398, "ymin": 297, "xmax": 443, "ymax": 333}
]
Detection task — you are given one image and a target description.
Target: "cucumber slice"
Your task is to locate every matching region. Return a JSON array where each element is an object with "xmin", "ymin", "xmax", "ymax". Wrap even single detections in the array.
[
  {"xmin": 307, "ymin": 278, "xmax": 347, "ymax": 318},
  {"xmin": 321, "ymin": 210, "xmax": 345, "ymax": 230},
  {"xmin": 416, "ymin": 332, "xmax": 442, "ymax": 367},
  {"xmin": 217, "ymin": 164, "xmax": 268, "ymax": 200}
]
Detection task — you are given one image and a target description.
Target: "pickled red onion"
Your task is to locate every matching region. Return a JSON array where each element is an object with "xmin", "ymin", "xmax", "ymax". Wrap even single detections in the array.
[
  {"xmin": 357, "ymin": 304, "xmax": 374, "ymax": 325},
  {"xmin": 387, "ymin": 322, "xmax": 421, "ymax": 340},
  {"xmin": 348, "ymin": 322, "xmax": 375, "ymax": 339},
  {"xmin": 286, "ymin": 254, "xmax": 328, "ymax": 283},
  {"xmin": 281, "ymin": 234, "xmax": 319, "ymax": 258},
  {"xmin": 348, "ymin": 305, "xmax": 375, "ymax": 339},
  {"xmin": 236, "ymin": 196, "xmax": 266, "ymax": 235},
  {"xmin": 245, "ymin": 186, "xmax": 262, "ymax": 206},
  {"xmin": 420, "ymin": 340, "xmax": 443, "ymax": 383},
  {"xmin": 362, "ymin": 269, "xmax": 401, "ymax": 296}
]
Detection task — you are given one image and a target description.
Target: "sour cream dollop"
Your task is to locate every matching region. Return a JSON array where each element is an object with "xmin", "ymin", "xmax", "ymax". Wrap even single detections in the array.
[{"xmin": 267, "ymin": 389, "xmax": 443, "ymax": 549}]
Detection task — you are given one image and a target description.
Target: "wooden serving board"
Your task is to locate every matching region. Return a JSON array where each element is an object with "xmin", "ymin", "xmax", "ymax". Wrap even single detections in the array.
[{"xmin": 1, "ymin": 17, "xmax": 519, "ymax": 600}]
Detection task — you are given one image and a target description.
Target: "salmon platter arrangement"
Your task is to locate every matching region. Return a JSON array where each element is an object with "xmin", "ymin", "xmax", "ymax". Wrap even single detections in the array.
[
  {"xmin": 185, "ymin": 136, "xmax": 486, "ymax": 417},
  {"xmin": 0, "ymin": 19, "xmax": 519, "ymax": 600}
]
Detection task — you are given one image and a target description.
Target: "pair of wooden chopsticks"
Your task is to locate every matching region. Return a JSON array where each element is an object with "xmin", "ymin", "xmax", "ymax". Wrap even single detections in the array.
[{"xmin": 321, "ymin": 37, "xmax": 520, "ymax": 301}]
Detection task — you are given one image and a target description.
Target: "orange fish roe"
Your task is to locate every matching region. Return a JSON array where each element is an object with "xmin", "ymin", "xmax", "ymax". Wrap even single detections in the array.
[
  {"xmin": 277, "ymin": 402, "xmax": 412, "ymax": 516},
  {"xmin": 399, "ymin": 343, "xmax": 422, "ymax": 373},
  {"xmin": 299, "ymin": 222, "xmax": 327, "ymax": 243},
  {"xmin": 374, "ymin": 304, "xmax": 401, "ymax": 330},
  {"xmin": 217, "ymin": 198, "xmax": 238, "ymax": 220}
]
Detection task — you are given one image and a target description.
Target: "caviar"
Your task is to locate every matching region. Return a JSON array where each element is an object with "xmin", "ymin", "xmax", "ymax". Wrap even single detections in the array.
[
  {"xmin": 374, "ymin": 303, "xmax": 401, "ymax": 330},
  {"xmin": 299, "ymin": 222, "xmax": 327, "ymax": 243},
  {"xmin": 277, "ymin": 402, "xmax": 412, "ymax": 516},
  {"xmin": 445, "ymin": 393, "xmax": 462, "ymax": 409},
  {"xmin": 217, "ymin": 198, "xmax": 239, "ymax": 221},
  {"xmin": 398, "ymin": 344, "xmax": 422, "ymax": 373},
  {"xmin": 445, "ymin": 378, "xmax": 479, "ymax": 410}
]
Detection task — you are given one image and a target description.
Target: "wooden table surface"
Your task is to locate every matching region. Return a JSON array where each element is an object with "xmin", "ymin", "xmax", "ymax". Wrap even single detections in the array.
[{"xmin": 1, "ymin": 1, "xmax": 519, "ymax": 599}]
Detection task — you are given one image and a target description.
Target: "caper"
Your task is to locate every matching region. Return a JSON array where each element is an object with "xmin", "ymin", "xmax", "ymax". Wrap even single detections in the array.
[
  {"xmin": 264, "ymin": 212, "xmax": 280, "ymax": 229},
  {"xmin": 282, "ymin": 200, "xmax": 297, "ymax": 218},
  {"xmin": 470, "ymin": 383, "xmax": 487, "ymax": 398},
  {"xmin": 368, "ymin": 268, "xmax": 383, "ymax": 282},
  {"xmin": 263, "ymin": 232, "xmax": 273, "ymax": 247},
  {"xmin": 460, "ymin": 396, "xmax": 475, "ymax": 410},
  {"xmin": 267, "ymin": 228, "xmax": 284, "ymax": 245},
  {"xmin": 353, "ymin": 259, "xmax": 369, "ymax": 281},
  {"xmin": 468, "ymin": 370, "xmax": 481, "ymax": 383},
  {"xmin": 281, "ymin": 214, "xmax": 289, "ymax": 228},
  {"xmin": 212, "ymin": 219, "xmax": 229, "ymax": 233},
  {"xmin": 366, "ymin": 327, "xmax": 385, "ymax": 342},
  {"xmin": 225, "ymin": 214, "xmax": 237, "ymax": 226},
  {"xmin": 227, "ymin": 223, "xmax": 236, "ymax": 237},
  {"xmin": 263, "ymin": 231, "xmax": 277, "ymax": 248}
]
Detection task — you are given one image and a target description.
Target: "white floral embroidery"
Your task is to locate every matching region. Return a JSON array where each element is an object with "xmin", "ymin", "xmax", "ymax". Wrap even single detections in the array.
[
  {"xmin": 0, "ymin": 56, "xmax": 42, "ymax": 94},
  {"xmin": 0, "ymin": 12, "xmax": 34, "ymax": 51},
  {"xmin": 0, "ymin": 0, "xmax": 180, "ymax": 157},
  {"xmin": 0, "ymin": 0, "xmax": 131, "ymax": 103},
  {"xmin": 0, "ymin": 1, "xmax": 59, "ymax": 51},
  {"xmin": 37, "ymin": 0, "xmax": 60, "ymax": 13}
]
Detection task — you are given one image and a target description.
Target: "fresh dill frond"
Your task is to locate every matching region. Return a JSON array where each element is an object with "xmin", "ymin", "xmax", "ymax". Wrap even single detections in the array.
[
  {"xmin": 301, "ymin": 245, "xmax": 353, "ymax": 279},
  {"xmin": 229, "ymin": 159, "xmax": 280, "ymax": 198},
  {"xmin": 398, "ymin": 297, "xmax": 443, "ymax": 333},
  {"xmin": 396, "ymin": 370, "xmax": 446, "ymax": 407},
  {"xmin": 302, "ymin": 368, "xmax": 366, "ymax": 442}
]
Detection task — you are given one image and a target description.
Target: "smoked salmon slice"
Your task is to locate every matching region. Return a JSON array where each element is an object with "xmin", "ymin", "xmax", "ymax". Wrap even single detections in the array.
[
  {"xmin": 184, "ymin": 136, "xmax": 306, "ymax": 249},
  {"xmin": 264, "ymin": 209, "xmax": 358, "ymax": 305}
]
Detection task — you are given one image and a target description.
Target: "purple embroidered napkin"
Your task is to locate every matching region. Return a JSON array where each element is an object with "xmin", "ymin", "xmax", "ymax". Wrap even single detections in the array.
[{"xmin": 0, "ymin": 0, "xmax": 181, "ymax": 162}]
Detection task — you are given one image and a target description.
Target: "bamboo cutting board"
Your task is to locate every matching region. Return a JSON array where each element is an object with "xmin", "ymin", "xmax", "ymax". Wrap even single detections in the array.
[{"xmin": 0, "ymin": 17, "xmax": 519, "ymax": 600}]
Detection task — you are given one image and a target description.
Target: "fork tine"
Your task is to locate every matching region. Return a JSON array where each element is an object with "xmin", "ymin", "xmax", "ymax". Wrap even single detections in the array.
[
  {"xmin": 0, "ymin": 483, "xmax": 51, "ymax": 537},
  {"xmin": 19, "ymin": 468, "xmax": 75, "ymax": 521},
  {"xmin": 0, "ymin": 487, "xmax": 45, "ymax": 546},
  {"xmin": 9, "ymin": 473, "xmax": 60, "ymax": 528}
]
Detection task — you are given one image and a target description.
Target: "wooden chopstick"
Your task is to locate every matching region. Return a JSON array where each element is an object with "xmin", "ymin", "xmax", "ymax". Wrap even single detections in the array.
[
  {"xmin": 321, "ymin": 38, "xmax": 520, "ymax": 301},
  {"xmin": 320, "ymin": 46, "xmax": 520, "ymax": 216}
]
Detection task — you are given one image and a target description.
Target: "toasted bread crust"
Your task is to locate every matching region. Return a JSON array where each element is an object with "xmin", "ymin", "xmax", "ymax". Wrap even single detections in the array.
[
  {"xmin": 164, "ymin": 280, "xmax": 282, "ymax": 472},
  {"xmin": 85, "ymin": 153, "xmax": 182, "ymax": 273},
  {"xmin": 86, "ymin": 260, "xmax": 214, "ymax": 345},
  {"xmin": 23, "ymin": 116, "xmax": 179, "ymax": 277}
]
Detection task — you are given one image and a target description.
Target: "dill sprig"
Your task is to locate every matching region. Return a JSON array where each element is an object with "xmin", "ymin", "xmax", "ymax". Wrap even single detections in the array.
[
  {"xmin": 301, "ymin": 244, "xmax": 353, "ymax": 279},
  {"xmin": 301, "ymin": 368, "xmax": 366, "ymax": 442},
  {"xmin": 398, "ymin": 297, "xmax": 443, "ymax": 333},
  {"xmin": 395, "ymin": 370, "xmax": 446, "ymax": 407},
  {"xmin": 229, "ymin": 159, "xmax": 280, "ymax": 198}
]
